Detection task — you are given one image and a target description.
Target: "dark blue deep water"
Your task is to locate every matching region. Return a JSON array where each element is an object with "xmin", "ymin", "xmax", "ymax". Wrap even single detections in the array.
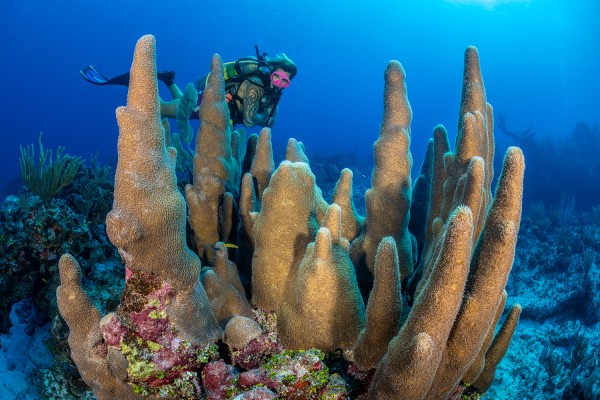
[{"xmin": 1, "ymin": 0, "xmax": 599, "ymax": 206}]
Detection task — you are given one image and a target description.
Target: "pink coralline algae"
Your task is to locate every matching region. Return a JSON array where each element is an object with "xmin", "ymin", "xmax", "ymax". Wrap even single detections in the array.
[
  {"xmin": 202, "ymin": 360, "xmax": 240, "ymax": 399},
  {"xmin": 237, "ymin": 368, "xmax": 269, "ymax": 388},
  {"xmin": 100, "ymin": 314, "xmax": 127, "ymax": 346},
  {"xmin": 202, "ymin": 348, "xmax": 352, "ymax": 399},
  {"xmin": 129, "ymin": 308, "xmax": 171, "ymax": 342},
  {"xmin": 100, "ymin": 268, "xmax": 219, "ymax": 396},
  {"xmin": 230, "ymin": 310, "xmax": 283, "ymax": 370},
  {"xmin": 232, "ymin": 386, "xmax": 276, "ymax": 399}
]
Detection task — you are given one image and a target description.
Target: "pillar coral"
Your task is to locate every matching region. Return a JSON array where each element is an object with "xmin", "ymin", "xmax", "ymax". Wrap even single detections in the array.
[
  {"xmin": 369, "ymin": 206, "xmax": 475, "ymax": 399},
  {"xmin": 353, "ymin": 237, "xmax": 403, "ymax": 370},
  {"xmin": 331, "ymin": 168, "xmax": 363, "ymax": 242},
  {"xmin": 367, "ymin": 47, "xmax": 525, "ymax": 400},
  {"xmin": 250, "ymin": 161, "xmax": 322, "ymax": 312},
  {"xmin": 277, "ymin": 204, "xmax": 366, "ymax": 351},
  {"xmin": 185, "ymin": 53, "xmax": 241, "ymax": 259},
  {"xmin": 56, "ymin": 35, "xmax": 221, "ymax": 400},
  {"xmin": 462, "ymin": 290, "xmax": 507, "ymax": 383},
  {"xmin": 349, "ymin": 60, "xmax": 414, "ymax": 283},
  {"xmin": 472, "ymin": 304, "xmax": 522, "ymax": 392},
  {"xmin": 56, "ymin": 35, "xmax": 524, "ymax": 400}
]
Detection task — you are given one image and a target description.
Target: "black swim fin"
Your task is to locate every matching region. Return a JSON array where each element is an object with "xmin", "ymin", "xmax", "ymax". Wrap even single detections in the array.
[
  {"xmin": 80, "ymin": 65, "xmax": 130, "ymax": 86},
  {"xmin": 80, "ymin": 65, "xmax": 175, "ymax": 87}
]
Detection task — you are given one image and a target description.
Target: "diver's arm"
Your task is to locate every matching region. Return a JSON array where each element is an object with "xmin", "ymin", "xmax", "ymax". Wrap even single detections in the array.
[{"xmin": 242, "ymin": 81, "xmax": 270, "ymax": 127}]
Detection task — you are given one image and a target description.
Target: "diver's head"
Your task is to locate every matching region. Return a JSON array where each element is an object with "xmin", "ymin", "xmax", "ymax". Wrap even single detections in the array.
[{"xmin": 268, "ymin": 53, "xmax": 297, "ymax": 80}]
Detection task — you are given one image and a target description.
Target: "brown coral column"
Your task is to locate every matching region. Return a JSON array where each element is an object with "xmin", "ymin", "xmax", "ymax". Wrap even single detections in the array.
[
  {"xmin": 425, "ymin": 147, "xmax": 524, "ymax": 400},
  {"xmin": 58, "ymin": 35, "xmax": 222, "ymax": 399},
  {"xmin": 57, "ymin": 255, "xmax": 141, "ymax": 399},
  {"xmin": 369, "ymin": 206, "xmax": 474, "ymax": 400},
  {"xmin": 105, "ymin": 35, "xmax": 220, "ymax": 345},
  {"xmin": 278, "ymin": 204, "xmax": 366, "ymax": 351},
  {"xmin": 471, "ymin": 304, "xmax": 522, "ymax": 392},
  {"xmin": 353, "ymin": 237, "xmax": 403, "ymax": 370},
  {"xmin": 350, "ymin": 60, "xmax": 414, "ymax": 284},
  {"xmin": 251, "ymin": 161, "xmax": 321, "ymax": 312},
  {"xmin": 331, "ymin": 168, "xmax": 364, "ymax": 242},
  {"xmin": 186, "ymin": 54, "xmax": 240, "ymax": 259}
]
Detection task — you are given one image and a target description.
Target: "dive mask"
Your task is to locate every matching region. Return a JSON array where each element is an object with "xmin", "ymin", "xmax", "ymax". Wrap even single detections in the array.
[{"xmin": 270, "ymin": 70, "xmax": 291, "ymax": 89}]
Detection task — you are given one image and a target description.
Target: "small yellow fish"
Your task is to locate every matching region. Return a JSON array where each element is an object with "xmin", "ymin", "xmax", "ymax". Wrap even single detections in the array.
[{"xmin": 223, "ymin": 243, "xmax": 238, "ymax": 249}]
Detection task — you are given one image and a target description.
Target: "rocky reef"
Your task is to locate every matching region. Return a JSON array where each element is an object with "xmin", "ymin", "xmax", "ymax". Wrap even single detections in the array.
[
  {"xmin": 56, "ymin": 35, "xmax": 524, "ymax": 399},
  {"xmin": 0, "ymin": 174, "xmax": 117, "ymax": 334},
  {"xmin": 485, "ymin": 202, "xmax": 600, "ymax": 400}
]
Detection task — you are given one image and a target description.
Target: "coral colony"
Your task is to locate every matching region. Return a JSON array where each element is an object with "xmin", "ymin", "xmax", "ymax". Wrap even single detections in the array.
[{"xmin": 56, "ymin": 35, "xmax": 524, "ymax": 399}]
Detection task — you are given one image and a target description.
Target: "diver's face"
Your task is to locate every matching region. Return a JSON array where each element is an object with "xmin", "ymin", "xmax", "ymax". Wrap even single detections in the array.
[{"xmin": 270, "ymin": 68, "xmax": 291, "ymax": 89}]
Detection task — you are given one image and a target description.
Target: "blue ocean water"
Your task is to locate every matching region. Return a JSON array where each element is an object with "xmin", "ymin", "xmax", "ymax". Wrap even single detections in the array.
[{"xmin": 1, "ymin": 0, "xmax": 598, "ymax": 201}]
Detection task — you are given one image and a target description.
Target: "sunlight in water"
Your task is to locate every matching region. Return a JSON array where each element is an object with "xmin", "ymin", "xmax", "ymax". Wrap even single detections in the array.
[{"xmin": 445, "ymin": 0, "xmax": 533, "ymax": 9}]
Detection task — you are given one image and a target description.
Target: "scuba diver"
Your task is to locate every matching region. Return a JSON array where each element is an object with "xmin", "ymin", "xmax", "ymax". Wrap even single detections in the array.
[{"xmin": 80, "ymin": 46, "xmax": 297, "ymax": 128}]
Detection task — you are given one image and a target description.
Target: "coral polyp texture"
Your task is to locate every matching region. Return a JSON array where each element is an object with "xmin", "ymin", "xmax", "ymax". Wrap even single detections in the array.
[{"xmin": 56, "ymin": 34, "xmax": 525, "ymax": 400}]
